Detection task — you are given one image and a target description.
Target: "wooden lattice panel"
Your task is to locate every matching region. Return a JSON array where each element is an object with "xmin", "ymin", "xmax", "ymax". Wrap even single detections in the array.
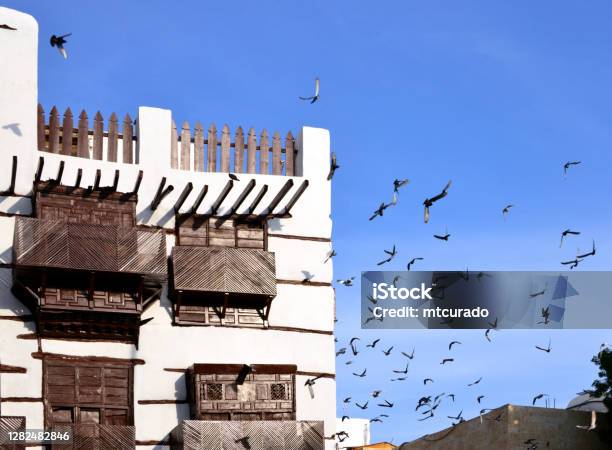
[
  {"xmin": 176, "ymin": 305, "xmax": 265, "ymax": 328},
  {"xmin": 0, "ymin": 416, "xmax": 25, "ymax": 450},
  {"xmin": 171, "ymin": 420, "xmax": 324, "ymax": 450},
  {"xmin": 178, "ymin": 217, "xmax": 265, "ymax": 249}
]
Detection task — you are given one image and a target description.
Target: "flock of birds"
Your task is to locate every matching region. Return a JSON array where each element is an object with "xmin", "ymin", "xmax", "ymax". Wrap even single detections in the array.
[
  {"xmin": 0, "ymin": 23, "xmax": 602, "ymax": 447},
  {"xmin": 296, "ymin": 78, "xmax": 601, "ymax": 448}
]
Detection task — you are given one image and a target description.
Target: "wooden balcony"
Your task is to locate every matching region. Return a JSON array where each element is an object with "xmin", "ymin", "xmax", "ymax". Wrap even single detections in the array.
[
  {"xmin": 0, "ymin": 416, "xmax": 25, "ymax": 450},
  {"xmin": 171, "ymin": 246, "xmax": 276, "ymax": 326},
  {"xmin": 170, "ymin": 420, "xmax": 324, "ymax": 450},
  {"xmin": 12, "ymin": 217, "xmax": 166, "ymax": 343},
  {"xmin": 50, "ymin": 424, "xmax": 135, "ymax": 450}
]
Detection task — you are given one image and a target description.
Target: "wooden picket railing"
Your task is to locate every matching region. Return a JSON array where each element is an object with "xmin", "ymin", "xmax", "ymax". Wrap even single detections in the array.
[
  {"xmin": 171, "ymin": 120, "xmax": 296, "ymax": 176},
  {"xmin": 37, "ymin": 104, "xmax": 136, "ymax": 163}
]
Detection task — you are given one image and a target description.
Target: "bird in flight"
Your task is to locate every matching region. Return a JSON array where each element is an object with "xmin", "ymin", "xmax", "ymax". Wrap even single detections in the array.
[
  {"xmin": 0, "ymin": 24, "xmax": 17, "ymax": 30},
  {"xmin": 406, "ymin": 257, "xmax": 423, "ymax": 271},
  {"xmin": 532, "ymin": 393, "xmax": 546, "ymax": 405},
  {"xmin": 327, "ymin": 152, "xmax": 339, "ymax": 180},
  {"xmin": 577, "ymin": 240, "xmax": 596, "ymax": 259},
  {"xmin": 561, "ymin": 257, "xmax": 583, "ymax": 270},
  {"xmin": 433, "ymin": 226, "xmax": 451, "ymax": 241},
  {"xmin": 560, "ymin": 229, "xmax": 580, "ymax": 248},
  {"xmin": 529, "ymin": 284, "xmax": 547, "ymax": 298},
  {"xmin": 538, "ymin": 306, "xmax": 551, "ymax": 325},
  {"xmin": 468, "ymin": 377, "xmax": 482, "ymax": 387},
  {"xmin": 371, "ymin": 390, "xmax": 382, "ymax": 398},
  {"xmin": 366, "ymin": 339, "xmax": 380, "ymax": 348},
  {"xmin": 449, "ymin": 341, "xmax": 462, "ymax": 350},
  {"xmin": 477, "ymin": 395, "xmax": 485, "ymax": 404},
  {"xmin": 502, "ymin": 204, "xmax": 514, "ymax": 218},
  {"xmin": 355, "ymin": 401, "xmax": 368, "ymax": 410},
  {"xmin": 337, "ymin": 277, "xmax": 355, "ymax": 287},
  {"xmin": 301, "ymin": 271, "xmax": 314, "ymax": 283},
  {"xmin": 382, "ymin": 346, "xmax": 394, "ymax": 356},
  {"xmin": 369, "ymin": 194, "xmax": 397, "ymax": 221},
  {"xmin": 378, "ymin": 399, "xmax": 394, "ymax": 408},
  {"xmin": 324, "ymin": 249, "xmax": 337, "ymax": 263},
  {"xmin": 423, "ymin": 180, "xmax": 452, "ymax": 223},
  {"xmin": 423, "ymin": 378, "xmax": 434, "ymax": 385},
  {"xmin": 563, "ymin": 160, "xmax": 581, "ymax": 176},
  {"xmin": 447, "ymin": 410, "xmax": 463, "ymax": 421},
  {"xmin": 352, "ymin": 368, "xmax": 367, "ymax": 378},
  {"xmin": 485, "ymin": 328, "xmax": 492, "ymax": 342},
  {"xmin": 335, "ymin": 348, "xmax": 346, "ymax": 357},
  {"xmin": 393, "ymin": 178, "xmax": 409, "ymax": 193},
  {"xmin": 50, "ymin": 33, "xmax": 72, "ymax": 59},
  {"xmin": 377, "ymin": 245, "xmax": 397, "ymax": 266},
  {"xmin": 228, "ymin": 173, "xmax": 240, "ymax": 181},
  {"xmin": 402, "ymin": 348, "xmax": 415, "ymax": 359},
  {"xmin": 535, "ymin": 338, "xmax": 552, "ymax": 353},
  {"xmin": 440, "ymin": 358, "xmax": 454, "ymax": 365},
  {"xmin": 350, "ymin": 337, "xmax": 360, "ymax": 356},
  {"xmin": 392, "ymin": 363, "xmax": 409, "ymax": 374},
  {"xmin": 299, "ymin": 77, "xmax": 320, "ymax": 103},
  {"xmin": 304, "ymin": 375, "xmax": 323, "ymax": 399}
]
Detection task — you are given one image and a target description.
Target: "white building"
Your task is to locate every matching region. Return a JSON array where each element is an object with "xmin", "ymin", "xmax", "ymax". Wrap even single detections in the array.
[{"xmin": 0, "ymin": 6, "xmax": 335, "ymax": 449}]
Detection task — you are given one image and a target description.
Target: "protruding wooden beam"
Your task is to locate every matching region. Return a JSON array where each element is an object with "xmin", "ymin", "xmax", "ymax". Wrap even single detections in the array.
[
  {"xmin": 92, "ymin": 169, "xmax": 101, "ymax": 191},
  {"xmin": 74, "ymin": 168, "xmax": 82, "ymax": 189},
  {"xmin": 111, "ymin": 169, "xmax": 120, "ymax": 191},
  {"xmin": 174, "ymin": 182, "xmax": 193, "ymax": 213},
  {"xmin": 236, "ymin": 364, "xmax": 253, "ymax": 385},
  {"xmin": 263, "ymin": 179, "xmax": 294, "ymax": 215},
  {"xmin": 227, "ymin": 179, "xmax": 255, "ymax": 215},
  {"xmin": 34, "ymin": 156, "xmax": 44, "ymax": 183},
  {"xmin": 209, "ymin": 180, "xmax": 234, "ymax": 215},
  {"xmin": 0, "ymin": 155, "xmax": 17, "ymax": 196},
  {"xmin": 278, "ymin": 180, "xmax": 309, "ymax": 216},
  {"xmin": 247, "ymin": 185, "xmax": 268, "ymax": 215},
  {"xmin": 151, "ymin": 177, "xmax": 174, "ymax": 210},
  {"xmin": 190, "ymin": 184, "xmax": 208, "ymax": 215}
]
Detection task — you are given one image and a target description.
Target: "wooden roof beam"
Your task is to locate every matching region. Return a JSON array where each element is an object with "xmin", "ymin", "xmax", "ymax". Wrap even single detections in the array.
[
  {"xmin": 151, "ymin": 177, "xmax": 174, "ymax": 211},
  {"xmin": 174, "ymin": 182, "xmax": 193, "ymax": 213},
  {"xmin": 0, "ymin": 155, "xmax": 17, "ymax": 196}
]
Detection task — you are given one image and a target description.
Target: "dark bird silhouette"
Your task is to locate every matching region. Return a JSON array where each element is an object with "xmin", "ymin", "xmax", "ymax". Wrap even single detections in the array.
[
  {"xmin": 369, "ymin": 194, "xmax": 397, "ymax": 220},
  {"xmin": 0, "ymin": 24, "xmax": 18, "ymax": 30},
  {"xmin": 341, "ymin": 415, "xmax": 350, "ymax": 422},
  {"xmin": 561, "ymin": 257, "xmax": 583, "ymax": 270},
  {"xmin": 327, "ymin": 152, "xmax": 339, "ymax": 180},
  {"xmin": 50, "ymin": 33, "xmax": 72, "ymax": 59},
  {"xmin": 416, "ymin": 396, "xmax": 431, "ymax": 410},
  {"xmin": 299, "ymin": 77, "xmax": 320, "ymax": 103},
  {"xmin": 353, "ymin": 368, "xmax": 367, "ymax": 378},
  {"xmin": 560, "ymin": 229, "xmax": 580, "ymax": 248},
  {"xmin": 447, "ymin": 394, "xmax": 455, "ymax": 402},
  {"xmin": 370, "ymin": 417, "xmax": 383, "ymax": 423},
  {"xmin": 563, "ymin": 160, "xmax": 581, "ymax": 176},
  {"xmin": 532, "ymin": 394, "xmax": 546, "ymax": 405},
  {"xmin": 393, "ymin": 178, "xmax": 409, "ymax": 193},
  {"xmin": 391, "ymin": 377, "xmax": 407, "ymax": 382},
  {"xmin": 418, "ymin": 411, "xmax": 434, "ymax": 421},
  {"xmin": 433, "ymin": 226, "xmax": 451, "ymax": 241},
  {"xmin": 337, "ymin": 277, "xmax": 355, "ymax": 286},
  {"xmin": 440, "ymin": 358, "xmax": 454, "ymax": 365},
  {"xmin": 355, "ymin": 401, "xmax": 368, "ymax": 410},
  {"xmin": 378, "ymin": 399, "xmax": 394, "ymax": 408},
  {"xmin": 423, "ymin": 378, "xmax": 434, "ymax": 385},
  {"xmin": 530, "ymin": 285, "xmax": 547, "ymax": 298},
  {"xmin": 423, "ymin": 180, "xmax": 451, "ymax": 223},
  {"xmin": 324, "ymin": 249, "xmax": 337, "ymax": 263},
  {"xmin": 535, "ymin": 339, "xmax": 551, "ymax": 353},
  {"xmin": 343, "ymin": 397, "xmax": 351, "ymax": 404},
  {"xmin": 301, "ymin": 271, "xmax": 314, "ymax": 283},
  {"xmin": 366, "ymin": 339, "xmax": 380, "ymax": 348},
  {"xmin": 447, "ymin": 410, "xmax": 463, "ymax": 421},
  {"xmin": 304, "ymin": 375, "xmax": 323, "ymax": 399},
  {"xmin": 350, "ymin": 338, "xmax": 360, "ymax": 356},
  {"xmin": 377, "ymin": 245, "xmax": 397, "ymax": 266},
  {"xmin": 538, "ymin": 306, "xmax": 551, "ymax": 325},
  {"xmin": 468, "ymin": 377, "xmax": 482, "ymax": 387},
  {"xmin": 371, "ymin": 390, "xmax": 382, "ymax": 398},
  {"xmin": 228, "ymin": 173, "xmax": 240, "ymax": 181},
  {"xmin": 502, "ymin": 204, "xmax": 514, "ymax": 218},
  {"xmin": 335, "ymin": 348, "xmax": 346, "ymax": 357},
  {"xmin": 392, "ymin": 363, "xmax": 409, "ymax": 374},
  {"xmin": 367, "ymin": 294, "xmax": 377, "ymax": 305},
  {"xmin": 402, "ymin": 348, "xmax": 415, "ymax": 359},
  {"xmin": 477, "ymin": 395, "xmax": 485, "ymax": 404},
  {"xmin": 577, "ymin": 240, "xmax": 596, "ymax": 259},
  {"xmin": 234, "ymin": 436, "xmax": 251, "ymax": 449},
  {"xmin": 345, "ymin": 360, "xmax": 353, "ymax": 365},
  {"xmin": 382, "ymin": 346, "xmax": 393, "ymax": 356},
  {"xmin": 406, "ymin": 257, "xmax": 423, "ymax": 271},
  {"xmin": 485, "ymin": 328, "xmax": 492, "ymax": 342},
  {"xmin": 449, "ymin": 341, "xmax": 462, "ymax": 350}
]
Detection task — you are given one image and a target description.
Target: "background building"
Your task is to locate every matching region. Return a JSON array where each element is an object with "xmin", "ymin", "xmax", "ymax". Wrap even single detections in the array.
[{"xmin": 0, "ymin": 6, "xmax": 335, "ymax": 449}]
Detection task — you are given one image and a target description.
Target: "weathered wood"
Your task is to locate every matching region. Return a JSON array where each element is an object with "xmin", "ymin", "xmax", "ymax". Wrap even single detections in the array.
[
  {"xmin": 37, "ymin": 103, "xmax": 46, "ymax": 151},
  {"xmin": 170, "ymin": 119, "xmax": 178, "ymax": 169},
  {"xmin": 260, "ymin": 129, "xmax": 269, "ymax": 174},
  {"xmin": 194, "ymin": 122, "xmax": 204, "ymax": 172},
  {"xmin": 107, "ymin": 112, "xmax": 118, "ymax": 162},
  {"xmin": 123, "ymin": 113, "xmax": 133, "ymax": 163},
  {"xmin": 181, "ymin": 121, "xmax": 191, "ymax": 170},
  {"xmin": 61, "ymin": 108, "xmax": 73, "ymax": 155},
  {"xmin": 48, "ymin": 106, "xmax": 60, "ymax": 153},
  {"xmin": 247, "ymin": 128, "xmax": 257, "ymax": 174},
  {"xmin": 272, "ymin": 131, "xmax": 282, "ymax": 175},
  {"xmin": 234, "ymin": 126, "xmax": 244, "ymax": 173},
  {"xmin": 77, "ymin": 110, "xmax": 89, "ymax": 158},
  {"xmin": 207, "ymin": 123, "xmax": 217, "ymax": 172},
  {"xmin": 93, "ymin": 111, "xmax": 104, "ymax": 160},
  {"xmin": 285, "ymin": 131, "xmax": 294, "ymax": 176},
  {"xmin": 221, "ymin": 124, "xmax": 231, "ymax": 172}
]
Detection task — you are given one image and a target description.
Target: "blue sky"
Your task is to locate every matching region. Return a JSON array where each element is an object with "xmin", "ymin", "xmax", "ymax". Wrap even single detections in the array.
[{"xmin": 5, "ymin": 0, "xmax": 612, "ymax": 444}]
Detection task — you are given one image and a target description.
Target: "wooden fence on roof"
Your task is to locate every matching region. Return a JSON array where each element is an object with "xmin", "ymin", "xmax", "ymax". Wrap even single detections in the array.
[
  {"xmin": 37, "ymin": 104, "xmax": 136, "ymax": 163},
  {"xmin": 171, "ymin": 120, "xmax": 296, "ymax": 176}
]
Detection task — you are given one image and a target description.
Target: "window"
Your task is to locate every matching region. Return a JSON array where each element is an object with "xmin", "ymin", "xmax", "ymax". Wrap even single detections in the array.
[
  {"xmin": 270, "ymin": 383, "xmax": 287, "ymax": 400},
  {"xmin": 177, "ymin": 217, "xmax": 266, "ymax": 250},
  {"xmin": 44, "ymin": 358, "xmax": 133, "ymax": 427}
]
